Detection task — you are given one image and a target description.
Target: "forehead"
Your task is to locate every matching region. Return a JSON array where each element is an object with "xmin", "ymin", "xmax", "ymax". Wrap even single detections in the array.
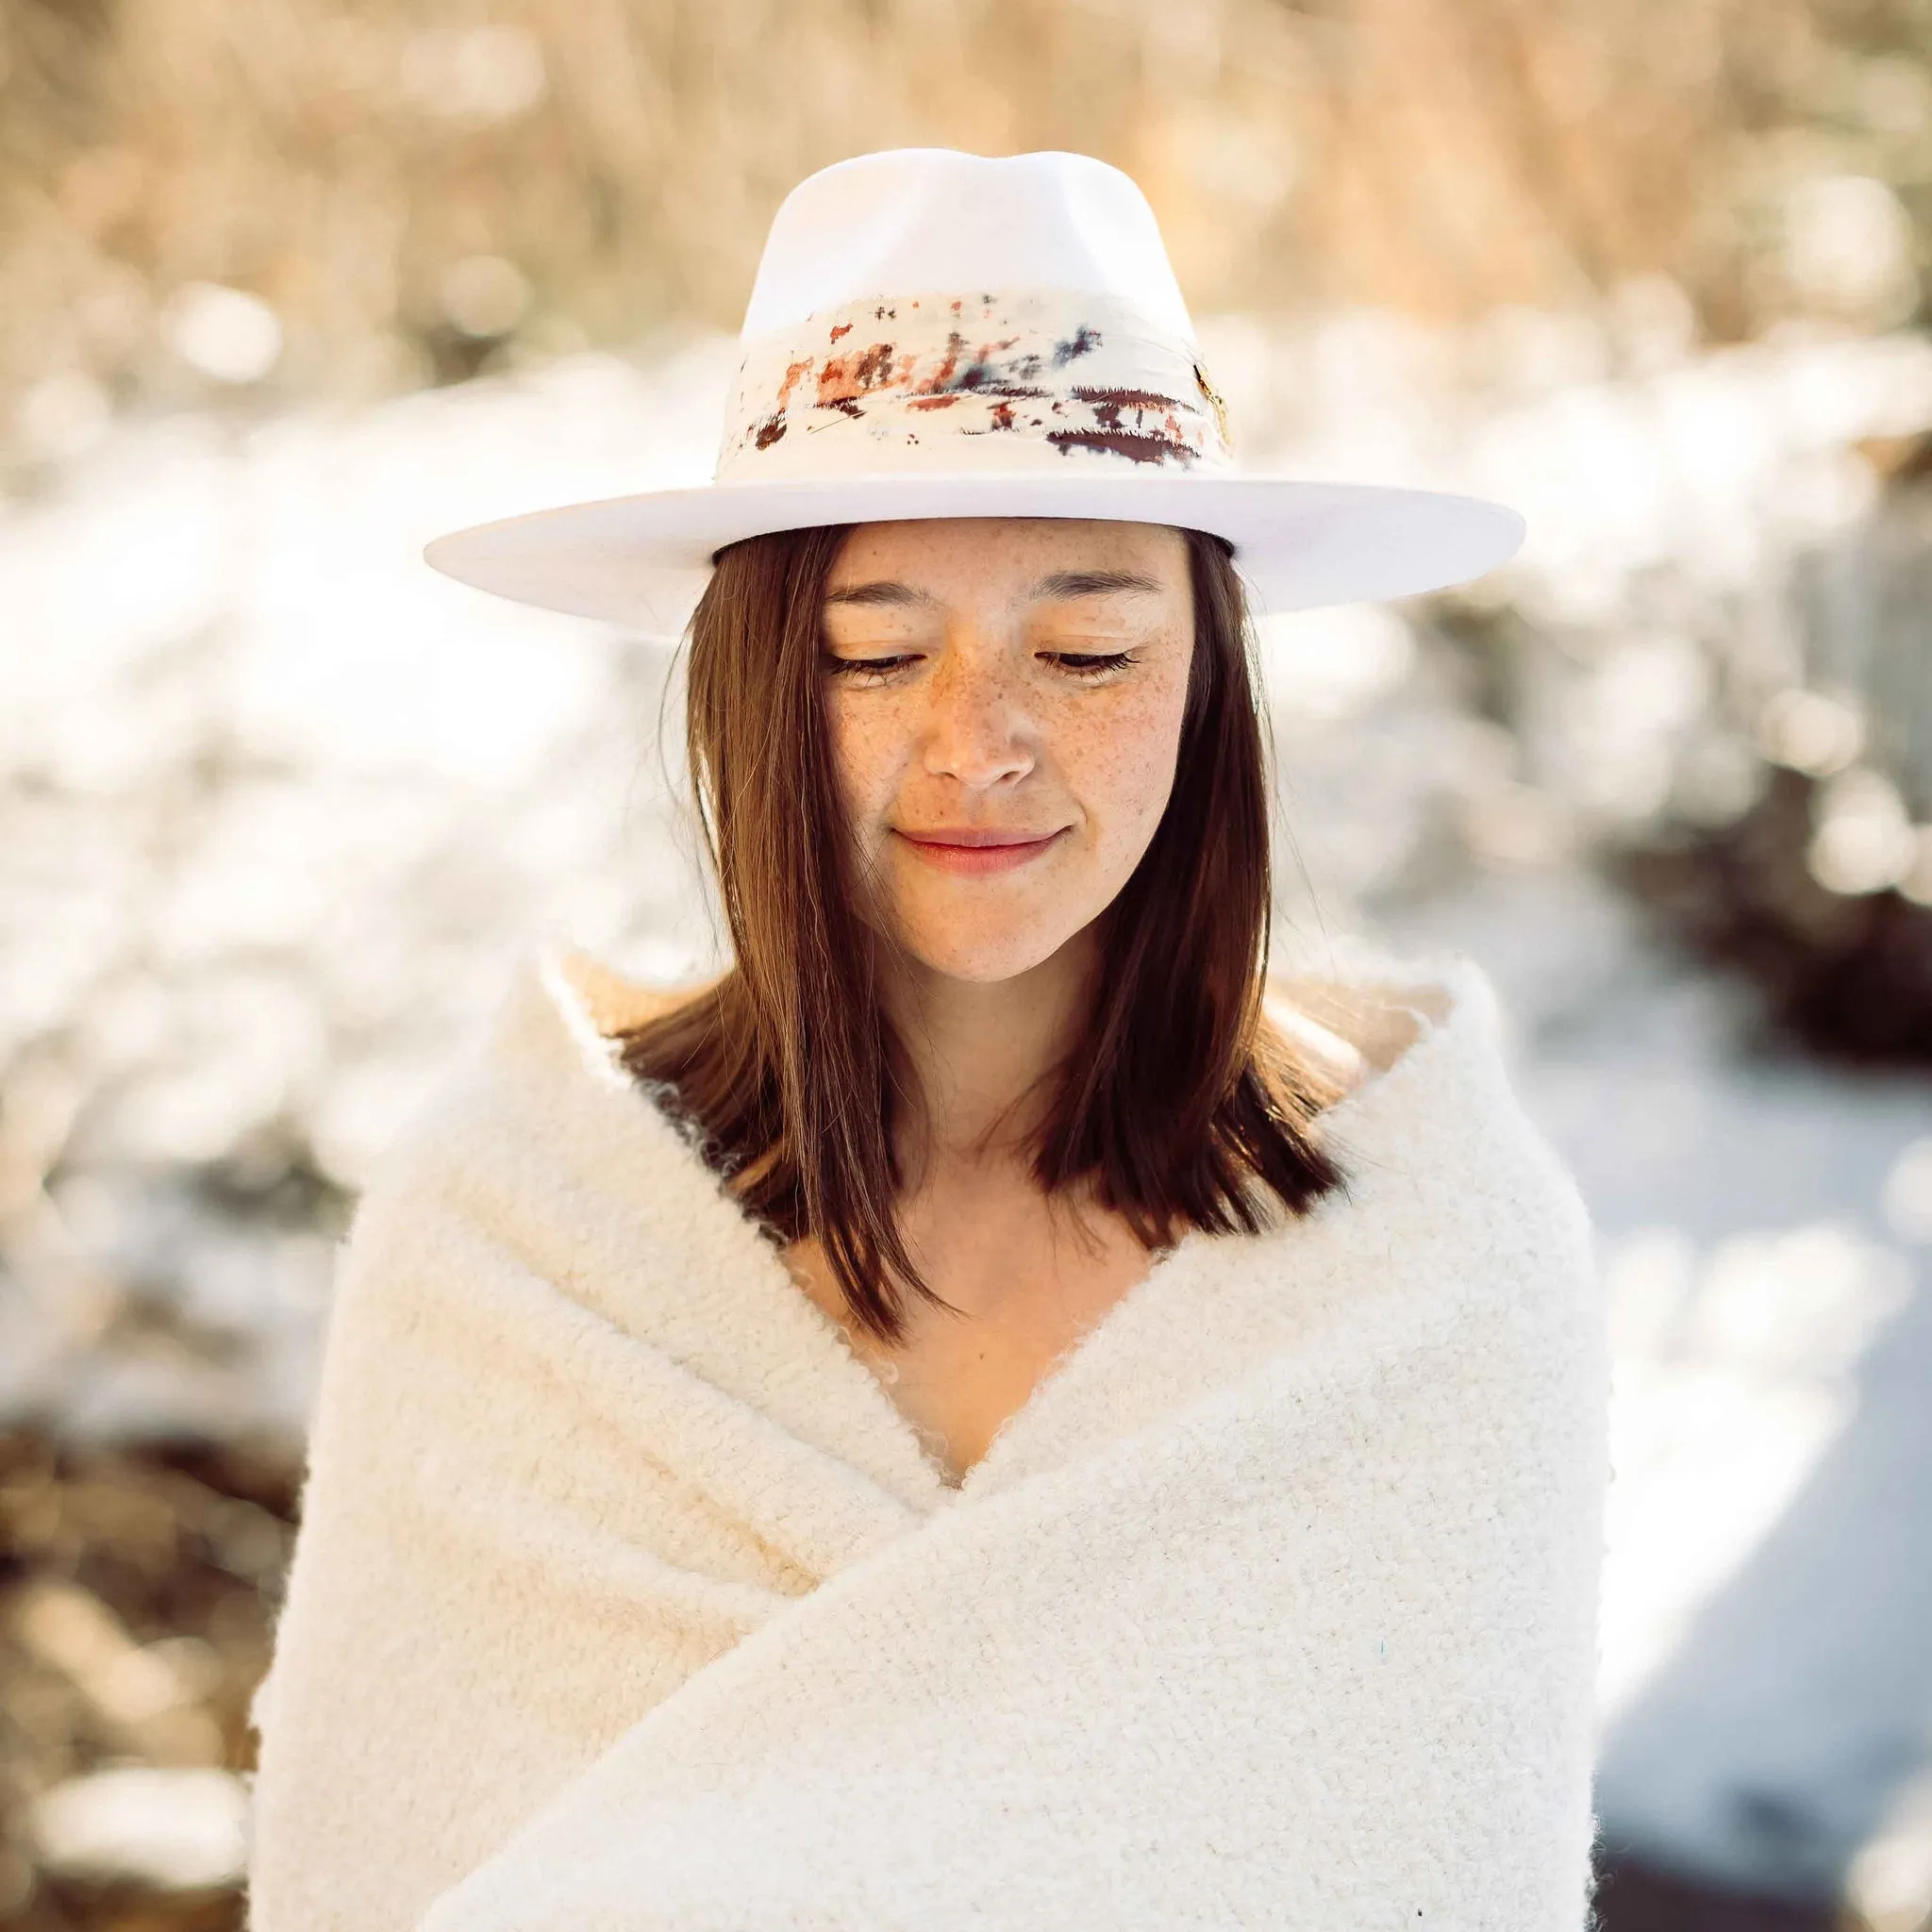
[{"xmin": 826, "ymin": 517, "xmax": 1189, "ymax": 591}]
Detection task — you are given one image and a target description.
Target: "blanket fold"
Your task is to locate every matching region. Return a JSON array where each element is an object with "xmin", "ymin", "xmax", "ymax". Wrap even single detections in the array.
[{"xmin": 243, "ymin": 933, "xmax": 1609, "ymax": 1932}]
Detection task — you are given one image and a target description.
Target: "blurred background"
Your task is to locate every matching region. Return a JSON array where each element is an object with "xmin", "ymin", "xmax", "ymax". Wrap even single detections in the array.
[{"xmin": 2, "ymin": 0, "xmax": 1931, "ymax": 1925}]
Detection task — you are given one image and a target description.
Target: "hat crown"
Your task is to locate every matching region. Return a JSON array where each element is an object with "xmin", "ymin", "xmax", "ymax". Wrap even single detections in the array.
[
  {"xmin": 715, "ymin": 149, "xmax": 1230, "ymax": 484},
  {"xmin": 741, "ymin": 148, "xmax": 1196, "ymax": 342}
]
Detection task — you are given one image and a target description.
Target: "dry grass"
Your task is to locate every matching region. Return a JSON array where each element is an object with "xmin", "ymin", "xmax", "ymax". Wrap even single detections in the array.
[{"xmin": 1, "ymin": 0, "xmax": 1924, "ymax": 439}]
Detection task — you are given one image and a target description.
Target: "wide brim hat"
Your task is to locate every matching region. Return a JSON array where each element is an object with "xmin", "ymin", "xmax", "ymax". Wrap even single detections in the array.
[{"xmin": 424, "ymin": 147, "xmax": 1525, "ymax": 635}]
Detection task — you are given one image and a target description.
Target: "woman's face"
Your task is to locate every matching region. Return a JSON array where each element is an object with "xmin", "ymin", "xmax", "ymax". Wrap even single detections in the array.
[{"xmin": 820, "ymin": 516, "xmax": 1195, "ymax": 983}]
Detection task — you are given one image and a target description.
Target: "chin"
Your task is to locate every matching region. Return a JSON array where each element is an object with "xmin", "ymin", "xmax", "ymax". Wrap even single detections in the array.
[{"xmin": 895, "ymin": 916, "xmax": 1077, "ymax": 985}]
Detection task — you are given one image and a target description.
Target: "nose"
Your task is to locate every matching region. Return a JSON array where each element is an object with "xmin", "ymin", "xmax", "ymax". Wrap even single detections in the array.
[{"xmin": 919, "ymin": 646, "xmax": 1035, "ymax": 791}]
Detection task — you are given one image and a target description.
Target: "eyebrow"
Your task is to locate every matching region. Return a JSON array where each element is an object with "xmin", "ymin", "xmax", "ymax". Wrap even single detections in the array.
[{"xmin": 823, "ymin": 568, "xmax": 1165, "ymax": 609}]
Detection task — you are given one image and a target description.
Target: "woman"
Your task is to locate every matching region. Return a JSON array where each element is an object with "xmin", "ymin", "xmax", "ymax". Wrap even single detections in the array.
[{"xmin": 244, "ymin": 149, "xmax": 1608, "ymax": 1932}]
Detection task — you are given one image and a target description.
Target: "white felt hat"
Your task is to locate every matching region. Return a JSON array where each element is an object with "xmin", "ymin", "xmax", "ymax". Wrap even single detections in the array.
[{"xmin": 423, "ymin": 147, "xmax": 1524, "ymax": 633}]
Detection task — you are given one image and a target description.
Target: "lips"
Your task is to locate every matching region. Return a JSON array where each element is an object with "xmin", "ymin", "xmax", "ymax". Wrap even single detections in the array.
[
  {"xmin": 896, "ymin": 827, "xmax": 1062, "ymax": 847},
  {"xmin": 892, "ymin": 825, "xmax": 1068, "ymax": 874}
]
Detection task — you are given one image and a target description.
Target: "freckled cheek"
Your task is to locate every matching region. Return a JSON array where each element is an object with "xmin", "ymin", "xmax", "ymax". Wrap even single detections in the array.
[
  {"xmin": 825, "ymin": 700, "xmax": 908, "ymax": 831},
  {"xmin": 1062, "ymin": 686, "xmax": 1188, "ymax": 850}
]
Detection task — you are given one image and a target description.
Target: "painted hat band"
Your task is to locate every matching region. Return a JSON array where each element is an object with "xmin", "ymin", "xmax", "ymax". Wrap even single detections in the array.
[{"xmin": 714, "ymin": 286, "xmax": 1235, "ymax": 484}]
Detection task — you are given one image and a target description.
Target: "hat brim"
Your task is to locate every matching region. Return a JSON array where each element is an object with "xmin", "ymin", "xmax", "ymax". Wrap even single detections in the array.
[{"xmin": 422, "ymin": 471, "xmax": 1525, "ymax": 635}]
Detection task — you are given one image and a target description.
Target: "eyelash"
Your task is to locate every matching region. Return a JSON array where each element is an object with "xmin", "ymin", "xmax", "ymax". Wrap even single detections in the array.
[{"xmin": 822, "ymin": 651, "xmax": 1139, "ymax": 684}]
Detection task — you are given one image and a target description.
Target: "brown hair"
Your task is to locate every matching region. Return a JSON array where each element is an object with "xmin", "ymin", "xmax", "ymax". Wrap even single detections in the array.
[{"xmin": 613, "ymin": 520, "xmax": 1352, "ymax": 1347}]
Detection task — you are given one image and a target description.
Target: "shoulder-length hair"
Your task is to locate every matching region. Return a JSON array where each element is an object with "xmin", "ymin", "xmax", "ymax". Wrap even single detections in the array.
[{"xmin": 613, "ymin": 520, "xmax": 1351, "ymax": 1346}]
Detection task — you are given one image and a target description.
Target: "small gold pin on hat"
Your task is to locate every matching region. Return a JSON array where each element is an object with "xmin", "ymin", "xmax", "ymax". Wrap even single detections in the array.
[{"xmin": 1193, "ymin": 359, "xmax": 1232, "ymax": 449}]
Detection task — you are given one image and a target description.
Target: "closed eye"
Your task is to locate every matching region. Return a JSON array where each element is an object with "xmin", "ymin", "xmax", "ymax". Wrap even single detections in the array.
[
  {"xmin": 1041, "ymin": 650, "xmax": 1138, "ymax": 676},
  {"xmin": 823, "ymin": 653, "xmax": 922, "ymax": 682}
]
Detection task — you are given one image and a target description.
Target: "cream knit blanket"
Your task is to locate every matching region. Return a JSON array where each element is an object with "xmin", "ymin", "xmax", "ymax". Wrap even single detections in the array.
[{"xmin": 243, "ymin": 935, "xmax": 1609, "ymax": 1931}]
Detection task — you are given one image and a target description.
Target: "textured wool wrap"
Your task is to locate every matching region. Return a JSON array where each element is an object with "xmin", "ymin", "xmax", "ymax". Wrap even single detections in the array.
[{"xmin": 242, "ymin": 934, "xmax": 1610, "ymax": 1932}]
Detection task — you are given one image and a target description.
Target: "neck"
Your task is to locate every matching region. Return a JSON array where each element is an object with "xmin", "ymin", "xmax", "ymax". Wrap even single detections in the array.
[{"xmin": 880, "ymin": 924, "xmax": 1100, "ymax": 1182}]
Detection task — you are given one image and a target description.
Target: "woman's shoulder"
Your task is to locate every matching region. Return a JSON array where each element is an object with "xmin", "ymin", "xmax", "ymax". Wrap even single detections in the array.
[
  {"xmin": 551, "ymin": 945, "xmax": 723, "ymax": 1036},
  {"xmin": 341, "ymin": 947, "xmax": 716, "ymax": 1208},
  {"xmin": 1261, "ymin": 942, "xmax": 1482, "ymax": 1107},
  {"xmin": 1264, "ymin": 974, "xmax": 1452, "ymax": 1087},
  {"xmin": 1263, "ymin": 942, "xmax": 1594, "ymax": 1263}
]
